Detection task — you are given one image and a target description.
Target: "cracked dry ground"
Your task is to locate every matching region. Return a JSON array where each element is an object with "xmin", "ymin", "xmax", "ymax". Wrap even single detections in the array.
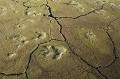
[{"xmin": 0, "ymin": 0, "xmax": 120, "ymax": 79}]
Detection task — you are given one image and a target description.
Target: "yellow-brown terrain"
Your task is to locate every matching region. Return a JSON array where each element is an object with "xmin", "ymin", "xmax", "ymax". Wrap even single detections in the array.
[{"xmin": 0, "ymin": 0, "xmax": 120, "ymax": 79}]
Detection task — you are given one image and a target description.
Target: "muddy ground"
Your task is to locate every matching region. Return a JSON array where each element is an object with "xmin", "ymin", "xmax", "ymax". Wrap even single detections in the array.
[{"xmin": 0, "ymin": 0, "xmax": 120, "ymax": 79}]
